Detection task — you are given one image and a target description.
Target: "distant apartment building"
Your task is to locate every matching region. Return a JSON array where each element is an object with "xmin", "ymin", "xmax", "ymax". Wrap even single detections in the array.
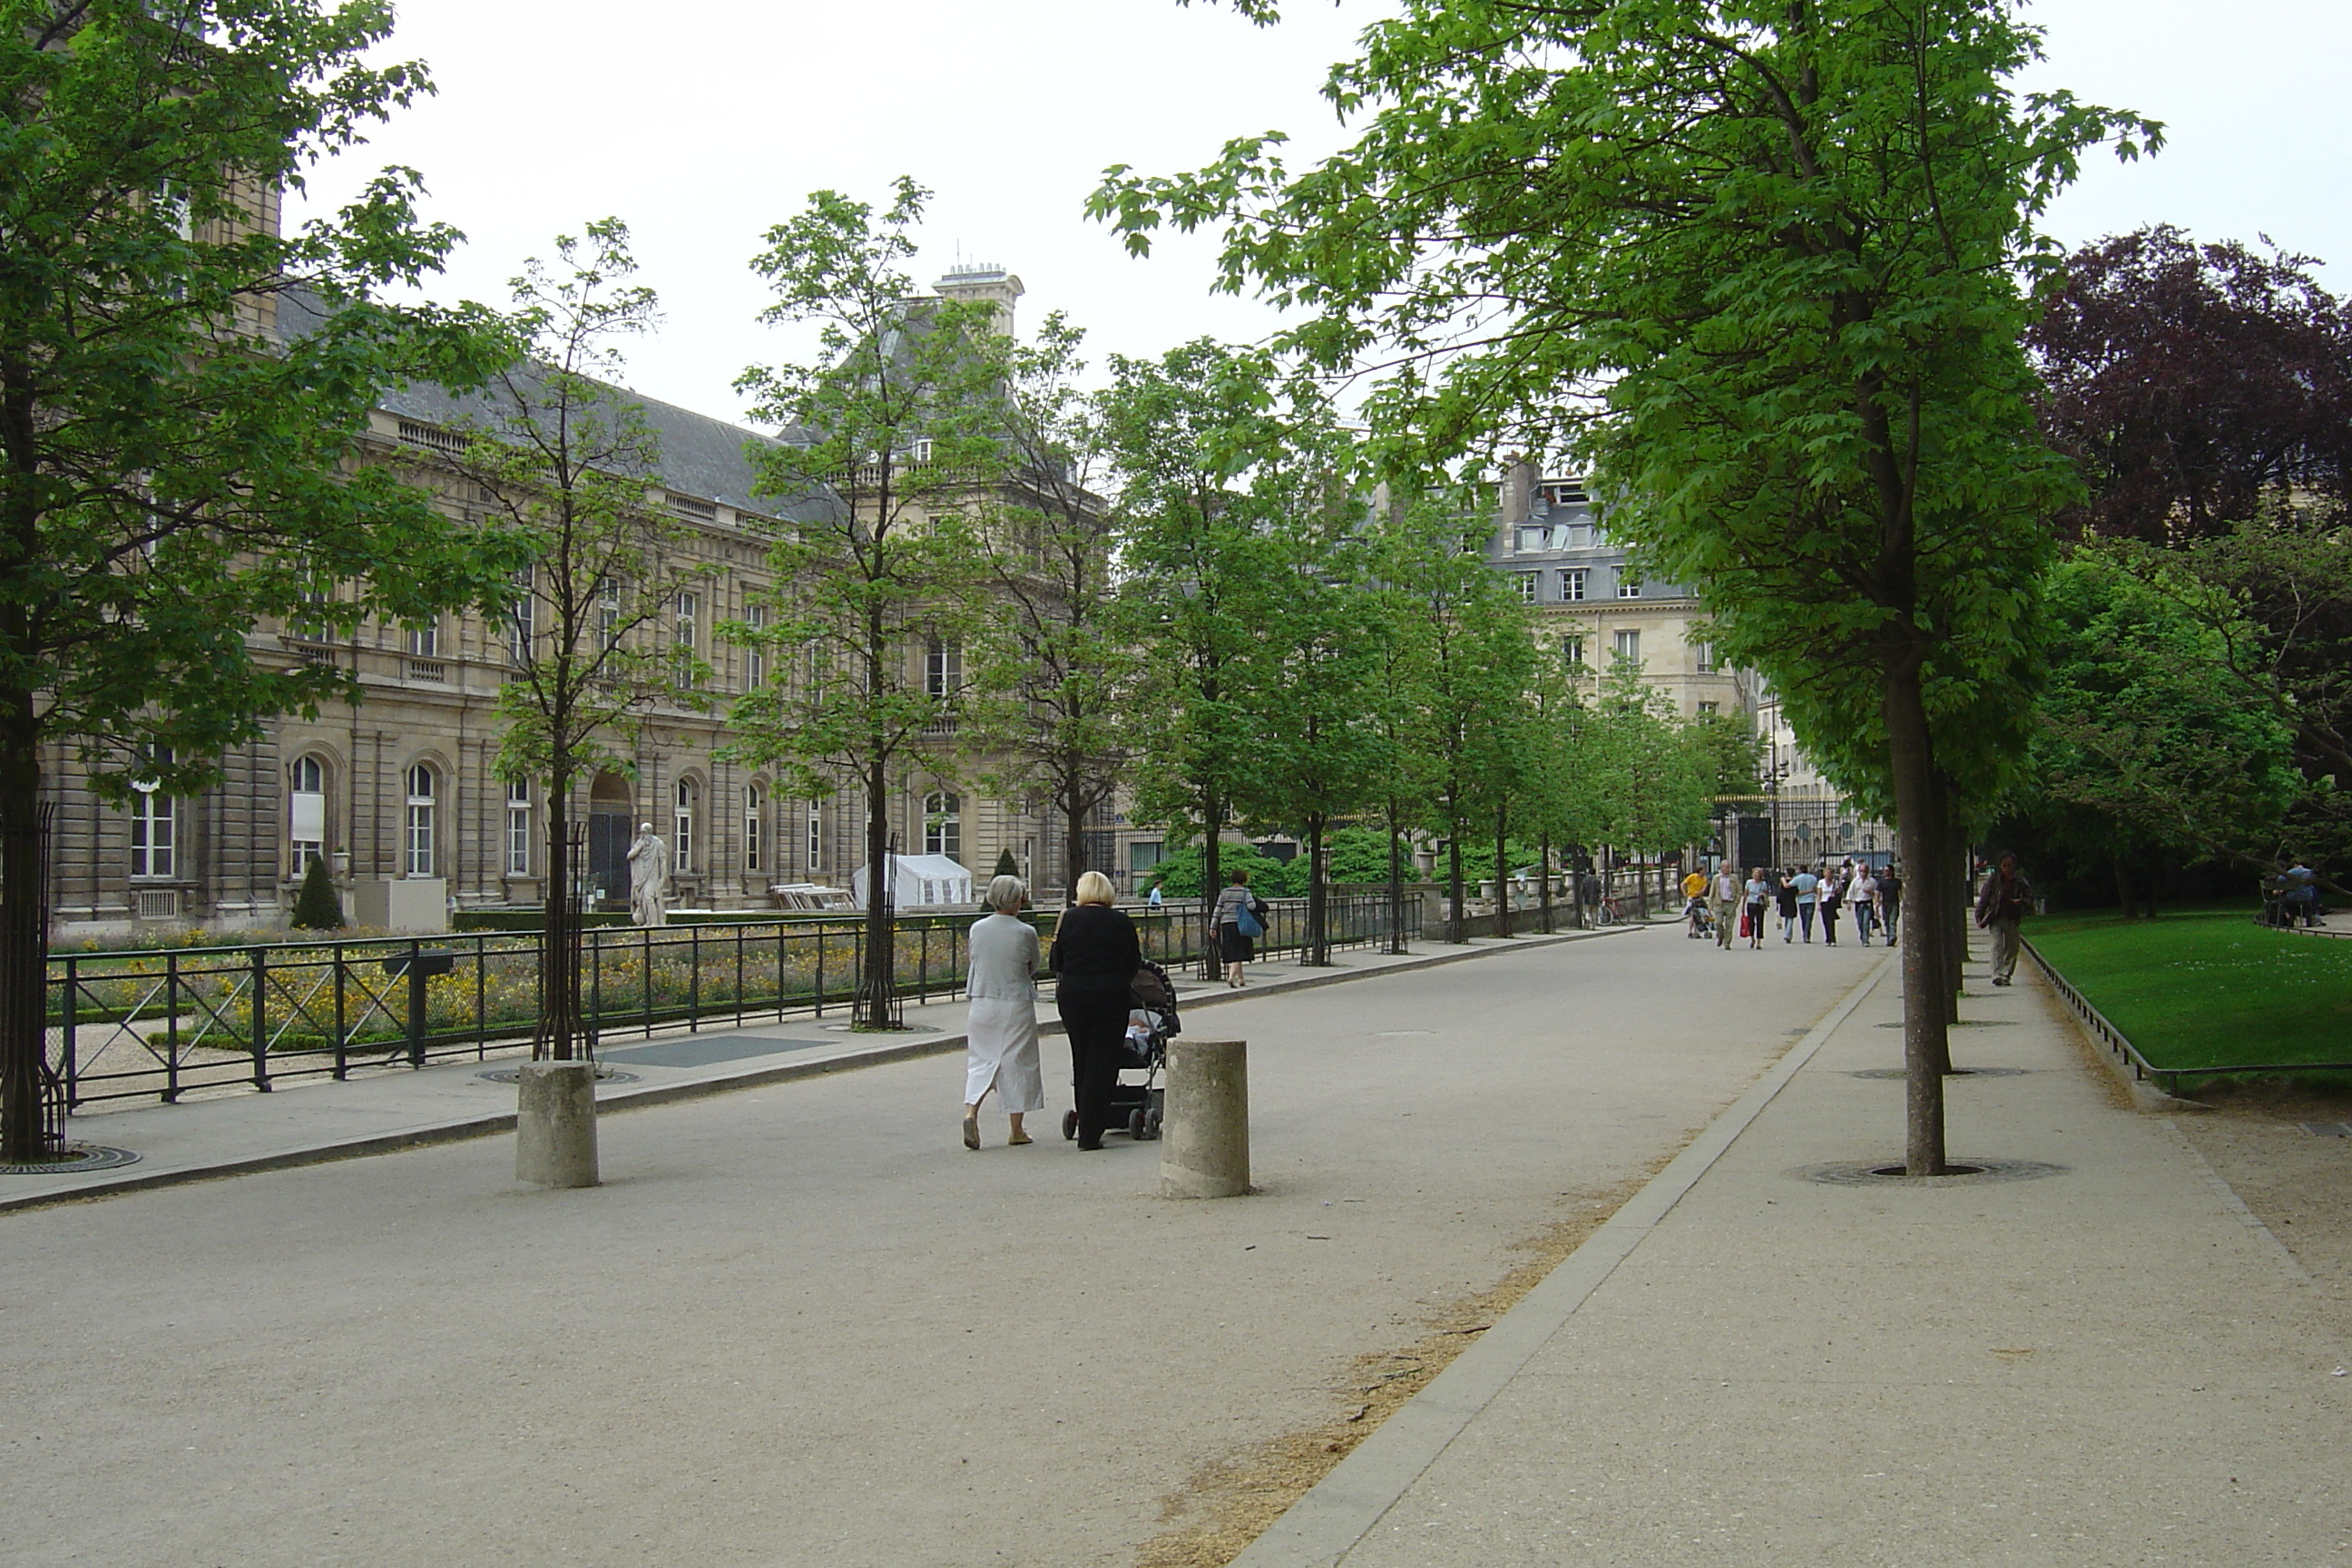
[{"xmin": 1485, "ymin": 460, "xmax": 1751, "ymax": 721}]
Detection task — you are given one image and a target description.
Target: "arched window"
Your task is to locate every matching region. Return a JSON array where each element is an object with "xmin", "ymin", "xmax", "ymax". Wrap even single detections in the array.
[
  {"xmin": 923, "ymin": 790, "xmax": 961, "ymax": 861},
  {"xmin": 673, "ymin": 779, "xmax": 697, "ymax": 873},
  {"xmin": 130, "ymin": 746, "xmax": 176, "ymax": 879},
  {"xmin": 289, "ymin": 755, "xmax": 328, "ymax": 870},
  {"xmin": 744, "ymin": 784, "xmax": 764, "ymax": 874},
  {"xmin": 404, "ymin": 764, "xmax": 436, "ymax": 877}
]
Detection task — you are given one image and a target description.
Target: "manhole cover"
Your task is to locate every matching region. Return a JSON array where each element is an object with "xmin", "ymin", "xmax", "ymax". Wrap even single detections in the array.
[
  {"xmin": 1788, "ymin": 1159, "xmax": 2068, "ymax": 1187},
  {"xmin": 477, "ymin": 1066, "xmax": 640, "ymax": 1085},
  {"xmin": 1876, "ymin": 1018, "xmax": 2020, "ymax": 1028},
  {"xmin": 1, "ymin": 1143, "xmax": 141, "ymax": 1176},
  {"xmin": 1844, "ymin": 1067, "xmax": 2031, "ymax": 1080}
]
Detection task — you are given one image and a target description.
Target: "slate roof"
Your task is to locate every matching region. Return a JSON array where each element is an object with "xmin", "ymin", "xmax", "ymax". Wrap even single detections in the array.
[{"xmin": 276, "ymin": 286, "xmax": 821, "ymax": 521}]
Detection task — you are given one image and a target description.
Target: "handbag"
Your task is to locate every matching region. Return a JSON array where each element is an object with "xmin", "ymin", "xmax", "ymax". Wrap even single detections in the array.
[
  {"xmin": 1235, "ymin": 900, "xmax": 1265, "ymax": 938},
  {"xmin": 1738, "ymin": 909, "xmax": 1751, "ymax": 938}
]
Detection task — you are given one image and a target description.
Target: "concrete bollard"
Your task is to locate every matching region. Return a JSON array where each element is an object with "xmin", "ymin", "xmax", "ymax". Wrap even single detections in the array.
[
  {"xmin": 515, "ymin": 1059, "xmax": 599, "ymax": 1188},
  {"xmin": 1161, "ymin": 1037, "xmax": 1250, "ymax": 1199}
]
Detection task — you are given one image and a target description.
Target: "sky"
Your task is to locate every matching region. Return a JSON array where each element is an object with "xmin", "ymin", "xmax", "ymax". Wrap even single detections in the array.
[{"xmin": 286, "ymin": 0, "xmax": 2352, "ymax": 429}]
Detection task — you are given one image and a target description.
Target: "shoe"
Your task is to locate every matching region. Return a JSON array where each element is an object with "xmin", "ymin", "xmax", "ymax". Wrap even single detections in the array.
[
  {"xmin": 962, "ymin": 1113, "xmax": 980, "ymax": 1151},
  {"xmin": 1008, "ymin": 1130, "xmax": 1033, "ymax": 1146}
]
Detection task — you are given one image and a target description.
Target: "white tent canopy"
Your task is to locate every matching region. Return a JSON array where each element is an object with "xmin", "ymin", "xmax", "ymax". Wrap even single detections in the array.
[{"xmin": 849, "ymin": 854, "xmax": 975, "ymax": 910}]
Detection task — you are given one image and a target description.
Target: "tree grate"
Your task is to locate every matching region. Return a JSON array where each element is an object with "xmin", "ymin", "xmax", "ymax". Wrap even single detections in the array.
[
  {"xmin": 477, "ymin": 1066, "xmax": 639, "ymax": 1085},
  {"xmin": 1844, "ymin": 1066, "xmax": 2031, "ymax": 1080},
  {"xmin": 1, "ymin": 1143, "xmax": 142, "ymax": 1176},
  {"xmin": 1788, "ymin": 1159, "xmax": 2068, "ymax": 1186}
]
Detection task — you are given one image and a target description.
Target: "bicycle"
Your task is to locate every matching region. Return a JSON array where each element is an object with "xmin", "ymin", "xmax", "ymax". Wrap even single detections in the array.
[{"xmin": 1595, "ymin": 892, "xmax": 1625, "ymax": 926}]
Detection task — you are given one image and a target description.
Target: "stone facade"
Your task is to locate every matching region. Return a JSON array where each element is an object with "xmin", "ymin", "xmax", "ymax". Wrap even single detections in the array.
[
  {"xmin": 1485, "ymin": 460, "xmax": 1755, "ymax": 721},
  {"xmin": 44, "ymin": 274, "xmax": 1139, "ymax": 937}
]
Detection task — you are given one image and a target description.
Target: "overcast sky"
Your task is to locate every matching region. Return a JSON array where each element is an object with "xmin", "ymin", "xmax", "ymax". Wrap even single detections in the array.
[{"xmin": 287, "ymin": 0, "xmax": 2352, "ymax": 427}]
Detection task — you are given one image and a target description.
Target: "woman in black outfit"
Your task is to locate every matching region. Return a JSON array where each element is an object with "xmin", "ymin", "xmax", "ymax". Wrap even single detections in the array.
[{"xmin": 1049, "ymin": 870, "xmax": 1141, "ymax": 1151}]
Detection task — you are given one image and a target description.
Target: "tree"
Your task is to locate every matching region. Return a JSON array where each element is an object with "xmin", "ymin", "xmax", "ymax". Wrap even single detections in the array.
[
  {"xmin": 1094, "ymin": 0, "xmax": 2151, "ymax": 1174},
  {"xmin": 460, "ymin": 220, "xmax": 709, "ymax": 1063},
  {"xmin": 730, "ymin": 179, "xmax": 1010, "ymax": 1030},
  {"xmin": 969, "ymin": 312, "xmax": 1132, "ymax": 896},
  {"xmin": 1256, "ymin": 480, "xmax": 1387, "ymax": 964},
  {"xmin": 2003, "ymin": 544, "xmax": 2299, "ymax": 912},
  {"xmin": 2030, "ymin": 227, "xmax": 2352, "ymax": 544},
  {"xmin": 0, "ymin": 1, "xmax": 520, "ymax": 1161},
  {"xmin": 1100, "ymin": 339, "xmax": 1293, "ymax": 971},
  {"xmin": 288, "ymin": 854, "xmax": 344, "ymax": 931}
]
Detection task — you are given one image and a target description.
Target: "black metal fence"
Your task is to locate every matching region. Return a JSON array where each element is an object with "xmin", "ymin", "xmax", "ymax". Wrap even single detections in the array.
[{"xmin": 44, "ymin": 893, "xmax": 1417, "ymax": 1112}]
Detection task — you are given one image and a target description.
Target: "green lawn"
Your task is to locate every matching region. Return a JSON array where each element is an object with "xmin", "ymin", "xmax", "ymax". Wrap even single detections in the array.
[{"xmin": 2026, "ymin": 903, "xmax": 2352, "ymax": 1077}]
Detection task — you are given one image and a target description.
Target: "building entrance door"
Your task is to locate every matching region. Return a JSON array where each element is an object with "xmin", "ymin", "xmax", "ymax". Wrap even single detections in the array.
[{"xmin": 587, "ymin": 771, "xmax": 634, "ymax": 908}]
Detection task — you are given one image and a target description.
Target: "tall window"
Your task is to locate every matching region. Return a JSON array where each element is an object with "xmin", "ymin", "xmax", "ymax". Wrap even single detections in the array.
[
  {"xmin": 508, "ymin": 566, "xmax": 534, "ymax": 664},
  {"xmin": 1698, "ymin": 701, "xmax": 1720, "ymax": 717},
  {"xmin": 1696, "ymin": 642, "xmax": 1718, "ymax": 674},
  {"xmin": 1612, "ymin": 630, "xmax": 1642, "ymax": 665},
  {"xmin": 1561, "ymin": 568, "xmax": 1587, "ymax": 603},
  {"xmin": 289, "ymin": 755, "xmax": 327, "ymax": 869},
  {"xmin": 673, "ymin": 779, "xmax": 697, "ymax": 873},
  {"xmin": 1561, "ymin": 636, "xmax": 1586, "ymax": 669},
  {"xmin": 807, "ymin": 799, "xmax": 823, "ymax": 871},
  {"xmin": 1616, "ymin": 573, "xmax": 1642, "ymax": 599},
  {"xmin": 675, "ymin": 591, "xmax": 698, "ymax": 652},
  {"xmin": 407, "ymin": 622, "xmax": 438, "ymax": 657},
  {"xmin": 505, "ymin": 781, "xmax": 532, "ymax": 877},
  {"xmin": 743, "ymin": 605, "xmax": 766, "ymax": 690},
  {"xmin": 923, "ymin": 791, "xmax": 961, "ymax": 860},
  {"xmin": 744, "ymin": 785, "xmax": 764, "ymax": 873},
  {"xmin": 290, "ymin": 577, "xmax": 334, "ymax": 640},
  {"xmin": 404, "ymin": 764, "xmax": 436, "ymax": 877},
  {"xmin": 925, "ymin": 636, "xmax": 963, "ymax": 700},
  {"xmin": 1513, "ymin": 573, "xmax": 1538, "ymax": 603},
  {"xmin": 806, "ymin": 647, "xmax": 825, "ymax": 704},
  {"xmin": 129, "ymin": 746, "xmax": 175, "ymax": 878},
  {"xmin": 597, "ymin": 578, "xmax": 621, "ymax": 651}
]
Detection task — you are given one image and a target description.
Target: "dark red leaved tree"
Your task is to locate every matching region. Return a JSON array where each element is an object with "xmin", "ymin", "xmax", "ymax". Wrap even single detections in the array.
[{"xmin": 2030, "ymin": 226, "xmax": 2352, "ymax": 543}]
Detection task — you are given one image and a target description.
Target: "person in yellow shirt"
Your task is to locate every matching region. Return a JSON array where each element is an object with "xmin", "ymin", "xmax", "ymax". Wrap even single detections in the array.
[{"xmin": 1681, "ymin": 866, "xmax": 1711, "ymax": 937}]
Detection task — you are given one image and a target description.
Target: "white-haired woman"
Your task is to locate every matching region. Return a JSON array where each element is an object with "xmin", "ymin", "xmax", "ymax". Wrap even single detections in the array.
[
  {"xmin": 1049, "ymin": 870, "xmax": 1142, "ymax": 1151},
  {"xmin": 963, "ymin": 874, "xmax": 1043, "ymax": 1150}
]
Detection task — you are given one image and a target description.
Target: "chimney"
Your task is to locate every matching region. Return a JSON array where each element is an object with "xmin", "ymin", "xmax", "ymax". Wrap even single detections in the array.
[
  {"xmin": 933, "ymin": 264, "xmax": 1024, "ymax": 338},
  {"xmin": 1498, "ymin": 455, "xmax": 1534, "ymax": 553}
]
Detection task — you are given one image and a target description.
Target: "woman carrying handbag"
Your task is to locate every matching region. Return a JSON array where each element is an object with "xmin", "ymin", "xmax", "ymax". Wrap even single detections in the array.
[{"xmin": 1212, "ymin": 867, "xmax": 1270, "ymax": 988}]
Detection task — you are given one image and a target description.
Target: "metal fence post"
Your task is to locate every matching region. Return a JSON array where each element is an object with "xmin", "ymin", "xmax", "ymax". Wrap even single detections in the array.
[
  {"xmin": 60, "ymin": 956, "xmax": 80, "ymax": 1111},
  {"xmin": 333, "ymin": 941, "xmax": 348, "ymax": 1080},
  {"xmin": 405, "ymin": 938, "xmax": 428, "ymax": 1069},
  {"xmin": 250, "ymin": 946, "xmax": 271, "ymax": 1092},
  {"xmin": 163, "ymin": 950, "xmax": 181, "ymax": 1103}
]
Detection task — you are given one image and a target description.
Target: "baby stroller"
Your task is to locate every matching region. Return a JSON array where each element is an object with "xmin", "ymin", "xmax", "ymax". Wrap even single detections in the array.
[
  {"xmin": 1683, "ymin": 896, "xmax": 1716, "ymax": 939},
  {"xmin": 1063, "ymin": 958, "xmax": 1182, "ymax": 1142}
]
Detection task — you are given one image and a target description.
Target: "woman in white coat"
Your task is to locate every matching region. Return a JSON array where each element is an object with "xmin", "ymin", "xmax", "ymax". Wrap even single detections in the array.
[{"xmin": 963, "ymin": 875, "xmax": 1044, "ymax": 1150}]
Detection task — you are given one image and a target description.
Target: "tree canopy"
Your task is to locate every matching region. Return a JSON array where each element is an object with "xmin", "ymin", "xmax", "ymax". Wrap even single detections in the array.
[
  {"xmin": 1093, "ymin": 0, "xmax": 2154, "ymax": 1172},
  {"xmin": 2029, "ymin": 226, "xmax": 2352, "ymax": 544},
  {"xmin": 1, "ymin": 0, "xmax": 520, "ymax": 1160}
]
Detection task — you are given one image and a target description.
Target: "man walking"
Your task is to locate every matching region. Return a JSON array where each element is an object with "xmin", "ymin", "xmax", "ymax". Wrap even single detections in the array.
[
  {"xmin": 1974, "ymin": 852, "xmax": 2034, "ymax": 986},
  {"xmin": 1711, "ymin": 863, "xmax": 1740, "ymax": 950}
]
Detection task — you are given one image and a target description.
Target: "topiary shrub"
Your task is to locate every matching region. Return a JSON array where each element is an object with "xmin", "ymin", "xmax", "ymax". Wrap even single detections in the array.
[
  {"xmin": 289, "ymin": 856, "xmax": 346, "ymax": 930},
  {"xmin": 992, "ymin": 847, "xmax": 1019, "ymax": 878}
]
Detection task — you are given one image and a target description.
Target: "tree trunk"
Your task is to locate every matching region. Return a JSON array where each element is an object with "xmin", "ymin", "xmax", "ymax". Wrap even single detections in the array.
[
  {"xmin": 1493, "ymin": 803, "xmax": 1512, "ymax": 937},
  {"xmin": 1384, "ymin": 797, "xmax": 1408, "ymax": 956},
  {"xmin": 1200, "ymin": 808, "xmax": 1224, "ymax": 981},
  {"xmin": 1446, "ymin": 811, "xmax": 1465, "ymax": 944},
  {"xmin": 542, "ymin": 749, "xmax": 579, "ymax": 1063},
  {"xmin": 2112, "ymin": 853, "xmax": 2133, "ymax": 921},
  {"xmin": 1304, "ymin": 814, "xmax": 1328, "ymax": 965},
  {"xmin": 0, "ymin": 708, "xmax": 46, "ymax": 1163},
  {"xmin": 1063, "ymin": 777, "xmax": 1088, "ymax": 899},
  {"xmin": 1538, "ymin": 837, "xmax": 1554, "ymax": 934},
  {"xmin": 1883, "ymin": 652, "xmax": 1950, "ymax": 1176}
]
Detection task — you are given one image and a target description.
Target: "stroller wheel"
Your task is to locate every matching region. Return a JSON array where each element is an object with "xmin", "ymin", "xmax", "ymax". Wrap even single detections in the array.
[
  {"xmin": 1061, "ymin": 1109, "xmax": 1078, "ymax": 1142},
  {"xmin": 1144, "ymin": 1104, "xmax": 1163, "ymax": 1140},
  {"xmin": 1129, "ymin": 1108, "xmax": 1150, "ymax": 1141}
]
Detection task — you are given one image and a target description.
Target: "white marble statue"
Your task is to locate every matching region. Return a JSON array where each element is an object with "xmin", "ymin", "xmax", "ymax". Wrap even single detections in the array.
[{"xmin": 626, "ymin": 822, "xmax": 672, "ymax": 926}]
